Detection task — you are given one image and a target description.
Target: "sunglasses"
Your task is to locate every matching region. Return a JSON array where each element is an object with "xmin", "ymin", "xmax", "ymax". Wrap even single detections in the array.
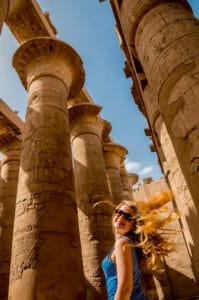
[{"xmin": 114, "ymin": 208, "xmax": 134, "ymax": 221}]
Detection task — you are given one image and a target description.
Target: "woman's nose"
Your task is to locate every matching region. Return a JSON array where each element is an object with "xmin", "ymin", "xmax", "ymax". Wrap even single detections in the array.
[{"xmin": 117, "ymin": 214, "xmax": 125, "ymax": 220}]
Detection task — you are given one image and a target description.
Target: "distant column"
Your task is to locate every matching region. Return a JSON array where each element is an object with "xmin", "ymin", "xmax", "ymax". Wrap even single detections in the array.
[
  {"xmin": 69, "ymin": 103, "xmax": 114, "ymax": 300},
  {"xmin": 102, "ymin": 142, "xmax": 128, "ymax": 204},
  {"xmin": 8, "ymin": 37, "xmax": 86, "ymax": 300},
  {"xmin": 120, "ymin": 165, "xmax": 138, "ymax": 200},
  {"xmin": 0, "ymin": 139, "xmax": 21, "ymax": 300}
]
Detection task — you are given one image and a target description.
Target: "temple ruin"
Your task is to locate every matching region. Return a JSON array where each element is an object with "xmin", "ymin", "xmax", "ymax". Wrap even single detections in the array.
[{"xmin": 0, "ymin": 0, "xmax": 199, "ymax": 299}]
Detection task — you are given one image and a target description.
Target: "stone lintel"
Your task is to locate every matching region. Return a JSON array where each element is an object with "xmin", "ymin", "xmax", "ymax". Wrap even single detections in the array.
[
  {"xmin": 68, "ymin": 103, "xmax": 102, "ymax": 140},
  {"xmin": 13, "ymin": 37, "xmax": 85, "ymax": 99},
  {"xmin": 6, "ymin": 0, "xmax": 56, "ymax": 43},
  {"xmin": 0, "ymin": 98, "xmax": 24, "ymax": 147}
]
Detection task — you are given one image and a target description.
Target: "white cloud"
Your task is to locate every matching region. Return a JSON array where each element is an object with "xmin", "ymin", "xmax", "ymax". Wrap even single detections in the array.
[
  {"xmin": 140, "ymin": 166, "xmax": 154, "ymax": 175},
  {"xmin": 125, "ymin": 158, "xmax": 141, "ymax": 172},
  {"xmin": 124, "ymin": 158, "xmax": 156, "ymax": 180}
]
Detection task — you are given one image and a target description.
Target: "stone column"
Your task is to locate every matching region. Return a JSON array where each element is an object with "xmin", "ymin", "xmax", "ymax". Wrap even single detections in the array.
[
  {"xmin": 154, "ymin": 116, "xmax": 199, "ymax": 295},
  {"xmin": 102, "ymin": 142, "xmax": 128, "ymax": 204},
  {"xmin": 0, "ymin": 139, "xmax": 21, "ymax": 300},
  {"xmin": 8, "ymin": 37, "xmax": 86, "ymax": 300},
  {"xmin": 68, "ymin": 103, "xmax": 114, "ymax": 300},
  {"xmin": 123, "ymin": 0, "xmax": 199, "ymax": 202},
  {"xmin": 142, "ymin": 85, "xmax": 199, "ymax": 296},
  {"xmin": 120, "ymin": 165, "xmax": 138, "ymax": 200}
]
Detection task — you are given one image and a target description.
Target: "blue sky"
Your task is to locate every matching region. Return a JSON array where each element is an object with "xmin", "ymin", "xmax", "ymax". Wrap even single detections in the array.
[{"xmin": 0, "ymin": 0, "xmax": 198, "ymax": 185}]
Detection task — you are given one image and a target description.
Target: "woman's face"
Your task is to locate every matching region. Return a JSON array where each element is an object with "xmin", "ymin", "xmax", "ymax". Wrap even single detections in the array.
[{"xmin": 112, "ymin": 204, "xmax": 135, "ymax": 236}]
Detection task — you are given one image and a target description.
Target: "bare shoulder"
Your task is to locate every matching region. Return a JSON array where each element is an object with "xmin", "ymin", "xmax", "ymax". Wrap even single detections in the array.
[{"xmin": 115, "ymin": 238, "xmax": 131, "ymax": 250}]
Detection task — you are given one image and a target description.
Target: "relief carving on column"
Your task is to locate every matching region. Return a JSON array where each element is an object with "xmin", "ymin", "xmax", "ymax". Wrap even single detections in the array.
[
  {"xmin": 9, "ymin": 37, "xmax": 86, "ymax": 299},
  {"xmin": 121, "ymin": 0, "xmax": 192, "ymax": 59},
  {"xmin": 168, "ymin": 71, "xmax": 199, "ymax": 175}
]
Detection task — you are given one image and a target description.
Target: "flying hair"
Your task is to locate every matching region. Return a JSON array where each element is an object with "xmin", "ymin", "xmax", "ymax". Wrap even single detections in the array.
[
  {"xmin": 120, "ymin": 190, "xmax": 180, "ymax": 271},
  {"xmin": 93, "ymin": 190, "xmax": 180, "ymax": 271}
]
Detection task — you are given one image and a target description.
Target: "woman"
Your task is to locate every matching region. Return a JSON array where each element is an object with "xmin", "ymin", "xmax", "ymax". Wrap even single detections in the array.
[{"xmin": 102, "ymin": 191, "xmax": 179, "ymax": 300}]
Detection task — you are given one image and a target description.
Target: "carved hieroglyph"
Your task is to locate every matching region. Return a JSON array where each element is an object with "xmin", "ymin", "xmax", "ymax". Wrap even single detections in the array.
[
  {"xmin": 0, "ymin": 98, "xmax": 24, "ymax": 300},
  {"xmin": 134, "ymin": 1, "xmax": 199, "ymax": 201},
  {"xmin": 8, "ymin": 37, "xmax": 86, "ymax": 300},
  {"xmin": 141, "ymin": 82, "xmax": 199, "ymax": 296},
  {"xmin": 0, "ymin": 139, "xmax": 21, "ymax": 299},
  {"xmin": 69, "ymin": 103, "xmax": 114, "ymax": 300}
]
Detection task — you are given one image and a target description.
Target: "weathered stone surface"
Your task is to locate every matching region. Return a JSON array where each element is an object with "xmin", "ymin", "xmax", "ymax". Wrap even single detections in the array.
[
  {"xmin": 1, "ymin": 0, "xmax": 198, "ymax": 298},
  {"xmin": 120, "ymin": 168, "xmax": 138, "ymax": 201},
  {"xmin": 8, "ymin": 37, "xmax": 86, "ymax": 300},
  {"xmin": 6, "ymin": 0, "xmax": 56, "ymax": 42},
  {"xmin": 0, "ymin": 0, "xmax": 9, "ymax": 33},
  {"xmin": 110, "ymin": 0, "xmax": 199, "ymax": 298},
  {"xmin": 134, "ymin": 177, "xmax": 199, "ymax": 299},
  {"xmin": 120, "ymin": 0, "xmax": 191, "ymax": 58},
  {"xmin": 0, "ymin": 99, "xmax": 24, "ymax": 147},
  {"xmin": 134, "ymin": 1, "xmax": 199, "ymax": 201},
  {"xmin": 13, "ymin": 37, "xmax": 85, "ymax": 99},
  {"xmin": 0, "ymin": 99, "xmax": 23, "ymax": 300},
  {"xmin": 69, "ymin": 103, "xmax": 114, "ymax": 300},
  {"xmin": 103, "ymin": 142, "xmax": 128, "ymax": 204},
  {"xmin": 0, "ymin": 139, "xmax": 21, "ymax": 300}
]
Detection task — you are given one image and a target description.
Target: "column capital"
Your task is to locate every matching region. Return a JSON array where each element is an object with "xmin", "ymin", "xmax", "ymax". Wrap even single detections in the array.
[
  {"xmin": 67, "ymin": 88, "xmax": 91, "ymax": 107},
  {"xmin": 102, "ymin": 120, "xmax": 112, "ymax": 143},
  {"xmin": 102, "ymin": 142, "xmax": 128, "ymax": 170},
  {"xmin": 13, "ymin": 37, "xmax": 85, "ymax": 98},
  {"xmin": 120, "ymin": 169, "xmax": 139, "ymax": 186},
  {"xmin": 68, "ymin": 103, "xmax": 103, "ymax": 140}
]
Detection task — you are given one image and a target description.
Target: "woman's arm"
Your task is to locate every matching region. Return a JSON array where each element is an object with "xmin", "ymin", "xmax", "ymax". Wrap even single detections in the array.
[{"xmin": 114, "ymin": 239, "xmax": 133, "ymax": 300}]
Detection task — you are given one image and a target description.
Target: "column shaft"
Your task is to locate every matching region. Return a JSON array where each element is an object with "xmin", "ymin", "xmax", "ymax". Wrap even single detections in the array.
[
  {"xmin": 102, "ymin": 143, "xmax": 128, "ymax": 204},
  {"xmin": 134, "ymin": 1, "xmax": 199, "ymax": 202},
  {"xmin": 120, "ymin": 169, "xmax": 138, "ymax": 201},
  {"xmin": 69, "ymin": 103, "xmax": 114, "ymax": 300},
  {"xmin": 154, "ymin": 116, "xmax": 199, "ymax": 292},
  {"xmin": 0, "ymin": 139, "xmax": 21, "ymax": 300},
  {"xmin": 9, "ymin": 38, "xmax": 86, "ymax": 300},
  {"xmin": 143, "ymin": 84, "xmax": 199, "ymax": 295}
]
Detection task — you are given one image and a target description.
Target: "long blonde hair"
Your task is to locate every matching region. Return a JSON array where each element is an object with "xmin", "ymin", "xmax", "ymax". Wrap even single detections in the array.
[{"xmin": 115, "ymin": 190, "xmax": 180, "ymax": 272}]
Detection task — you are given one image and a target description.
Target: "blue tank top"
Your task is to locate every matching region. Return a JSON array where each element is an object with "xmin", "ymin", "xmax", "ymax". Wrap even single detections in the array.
[{"xmin": 101, "ymin": 237, "xmax": 149, "ymax": 300}]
